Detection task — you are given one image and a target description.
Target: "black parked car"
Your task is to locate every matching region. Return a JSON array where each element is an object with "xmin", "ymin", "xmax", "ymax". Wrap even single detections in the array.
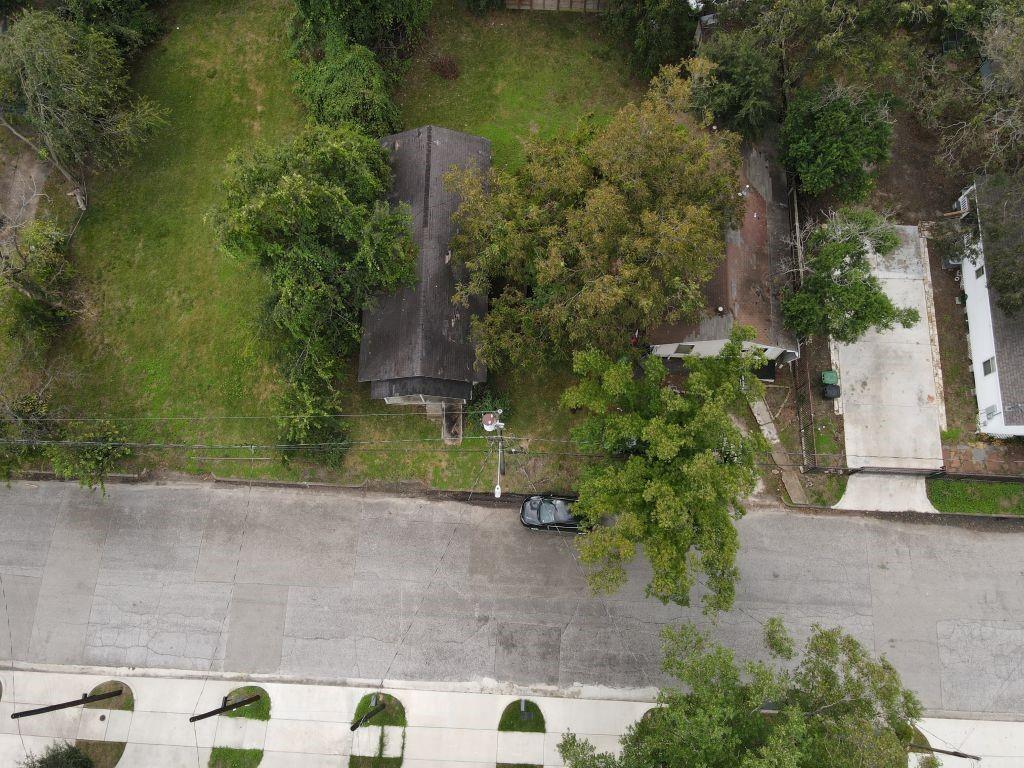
[{"xmin": 519, "ymin": 495, "xmax": 584, "ymax": 532}]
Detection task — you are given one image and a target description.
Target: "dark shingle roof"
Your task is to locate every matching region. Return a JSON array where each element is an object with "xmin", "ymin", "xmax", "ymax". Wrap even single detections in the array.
[
  {"xmin": 975, "ymin": 176, "xmax": 1024, "ymax": 425},
  {"xmin": 358, "ymin": 126, "xmax": 490, "ymax": 398}
]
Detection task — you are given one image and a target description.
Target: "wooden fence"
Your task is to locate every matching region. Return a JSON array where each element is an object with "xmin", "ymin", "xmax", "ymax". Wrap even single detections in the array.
[{"xmin": 505, "ymin": 0, "xmax": 604, "ymax": 11}]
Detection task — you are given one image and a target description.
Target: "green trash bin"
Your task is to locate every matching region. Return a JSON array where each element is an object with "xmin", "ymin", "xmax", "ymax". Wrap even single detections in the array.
[{"xmin": 821, "ymin": 370, "xmax": 839, "ymax": 386}]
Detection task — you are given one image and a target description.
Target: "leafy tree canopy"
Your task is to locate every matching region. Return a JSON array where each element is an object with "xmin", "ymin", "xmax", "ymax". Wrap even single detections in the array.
[
  {"xmin": 781, "ymin": 85, "xmax": 892, "ymax": 201},
  {"xmin": 448, "ymin": 63, "xmax": 742, "ymax": 373},
  {"xmin": 783, "ymin": 208, "xmax": 919, "ymax": 343},
  {"xmin": 293, "ymin": 35, "xmax": 398, "ymax": 137},
  {"xmin": 559, "ymin": 620, "xmax": 932, "ymax": 768},
  {"xmin": 60, "ymin": 0, "xmax": 160, "ymax": 58},
  {"xmin": 211, "ymin": 124, "xmax": 414, "ymax": 453},
  {"xmin": 692, "ymin": 28, "xmax": 780, "ymax": 139},
  {"xmin": 602, "ymin": 0, "xmax": 699, "ymax": 77},
  {"xmin": 0, "ymin": 10, "xmax": 164, "ymax": 190},
  {"xmin": 292, "ymin": 0, "xmax": 432, "ymax": 61},
  {"xmin": 561, "ymin": 328, "xmax": 765, "ymax": 611}
]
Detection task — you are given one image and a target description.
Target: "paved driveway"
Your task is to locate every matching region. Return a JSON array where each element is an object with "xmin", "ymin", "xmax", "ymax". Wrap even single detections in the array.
[
  {"xmin": 2, "ymin": 481, "xmax": 1024, "ymax": 717},
  {"xmin": 834, "ymin": 226, "xmax": 945, "ymax": 511}
]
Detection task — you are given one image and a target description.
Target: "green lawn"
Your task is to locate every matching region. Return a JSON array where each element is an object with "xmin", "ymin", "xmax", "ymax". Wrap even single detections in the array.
[
  {"xmin": 396, "ymin": 0, "xmax": 644, "ymax": 167},
  {"xmin": 224, "ymin": 685, "xmax": 271, "ymax": 720},
  {"xmin": 498, "ymin": 699, "xmax": 546, "ymax": 733},
  {"xmin": 33, "ymin": 0, "xmax": 637, "ymax": 491},
  {"xmin": 210, "ymin": 747, "xmax": 263, "ymax": 768},
  {"xmin": 54, "ymin": 0, "xmax": 297, "ymax": 455},
  {"xmin": 353, "ymin": 693, "xmax": 407, "ymax": 728},
  {"xmin": 927, "ymin": 478, "xmax": 1024, "ymax": 515}
]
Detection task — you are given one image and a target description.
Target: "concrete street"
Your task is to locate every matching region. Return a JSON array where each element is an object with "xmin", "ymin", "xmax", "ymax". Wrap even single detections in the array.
[{"xmin": 2, "ymin": 481, "xmax": 1023, "ymax": 718}]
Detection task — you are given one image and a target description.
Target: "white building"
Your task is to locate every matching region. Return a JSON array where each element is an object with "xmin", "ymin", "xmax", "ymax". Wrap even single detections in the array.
[{"xmin": 957, "ymin": 178, "xmax": 1024, "ymax": 437}]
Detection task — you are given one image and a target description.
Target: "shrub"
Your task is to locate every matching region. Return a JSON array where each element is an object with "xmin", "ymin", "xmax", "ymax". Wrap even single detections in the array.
[
  {"xmin": 294, "ymin": 37, "xmax": 398, "ymax": 136},
  {"xmin": 293, "ymin": 0, "xmax": 432, "ymax": 60},
  {"xmin": 47, "ymin": 419, "xmax": 131, "ymax": 491},
  {"xmin": 276, "ymin": 381, "xmax": 349, "ymax": 466},
  {"xmin": 781, "ymin": 85, "xmax": 892, "ymax": 201},
  {"xmin": 19, "ymin": 743, "xmax": 93, "ymax": 768},
  {"xmin": 60, "ymin": 0, "xmax": 160, "ymax": 58}
]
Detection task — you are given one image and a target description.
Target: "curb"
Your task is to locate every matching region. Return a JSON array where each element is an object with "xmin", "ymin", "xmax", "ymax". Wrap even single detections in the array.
[{"xmin": 0, "ymin": 661, "xmax": 658, "ymax": 703}]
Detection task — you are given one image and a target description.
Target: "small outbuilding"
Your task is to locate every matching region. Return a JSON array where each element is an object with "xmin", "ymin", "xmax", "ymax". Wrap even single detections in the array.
[{"xmin": 358, "ymin": 126, "xmax": 490, "ymax": 407}]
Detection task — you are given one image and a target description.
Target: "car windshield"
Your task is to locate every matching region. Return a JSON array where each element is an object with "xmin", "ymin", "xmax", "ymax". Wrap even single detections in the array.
[
  {"xmin": 539, "ymin": 501, "xmax": 557, "ymax": 524},
  {"xmin": 539, "ymin": 499, "xmax": 574, "ymax": 525}
]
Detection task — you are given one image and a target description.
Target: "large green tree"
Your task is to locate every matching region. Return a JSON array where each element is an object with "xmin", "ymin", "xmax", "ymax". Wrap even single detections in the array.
[
  {"xmin": 602, "ymin": 0, "xmax": 699, "ymax": 77},
  {"xmin": 448, "ymin": 64, "xmax": 742, "ymax": 373},
  {"xmin": 781, "ymin": 86, "xmax": 892, "ymax": 201},
  {"xmin": 561, "ymin": 329, "xmax": 765, "ymax": 611},
  {"xmin": 0, "ymin": 10, "xmax": 164, "ymax": 201},
  {"xmin": 783, "ymin": 209, "xmax": 919, "ymax": 343},
  {"xmin": 693, "ymin": 28, "xmax": 780, "ymax": 139},
  {"xmin": 211, "ymin": 123, "xmax": 414, "ymax": 456},
  {"xmin": 559, "ymin": 620, "xmax": 936, "ymax": 768}
]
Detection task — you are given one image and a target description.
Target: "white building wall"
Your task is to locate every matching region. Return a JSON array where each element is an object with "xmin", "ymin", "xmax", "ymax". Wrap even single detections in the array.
[{"xmin": 961, "ymin": 243, "xmax": 1024, "ymax": 436}]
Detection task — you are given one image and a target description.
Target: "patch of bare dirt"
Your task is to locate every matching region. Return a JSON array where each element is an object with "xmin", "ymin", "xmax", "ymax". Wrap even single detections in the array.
[{"xmin": 871, "ymin": 110, "xmax": 963, "ymax": 223}]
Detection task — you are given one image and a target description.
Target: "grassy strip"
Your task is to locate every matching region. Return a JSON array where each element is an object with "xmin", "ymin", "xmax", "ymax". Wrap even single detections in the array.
[
  {"xmin": 223, "ymin": 686, "xmax": 271, "ymax": 720},
  {"xmin": 927, "ymin": 478, "xmax": 1024, "ymax": 515},
  {"xmin": 349, "ymin": 758, "xmax": 403, "ymax": 768},
  {"xmin": 498, "ymin": 700, "xmax": 545, "ymax": 733},
  {"xmin": 76, "ymin": 740, "xmax": 126, "ymax": 768},
  {"xmin": 353, "ymin": 693, "xmax": 406, "ymax": 728},
  {"xmin": 85, "ymin": 680, "xmax": 134, "ymax": 711},
  {"xmin": 209, "ymin": 747, "xmax": 263, "ymax": 768}
]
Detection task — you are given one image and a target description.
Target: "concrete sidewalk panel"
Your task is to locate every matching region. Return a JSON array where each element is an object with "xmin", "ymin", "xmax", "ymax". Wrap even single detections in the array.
[
  {"xmin": 127, "ymin": 710, "xmax": 203, "ymax": 747},
  {"xmin": 543, "ymin": 698, "xmax": 649, "ymax": 737},
  {"xmin": 543, "ymin": 732, "xmax": 622, "ymax": 765},
  {"xmin": 119, "ymin": 743, "xmax": 206, "ymax": 768},
  {"xmin": 404, "ymin": 726, "xmax": 496, "ymax": 762},
  {"xmin": 105, "ymin": 710, "xmax": 133, "ymax": 742},
  {"xmin": 77, "ymin": 709, "xmax": 109, "ymax": 741},
  {"xmin": 261, "ymin": 753, "xmax": 344, "ymax": 767},
  {"xmin": 497, "ymin": 730, "xmax": 544, "ymax": 764},
  {"xmin": 262, "ymin": 682, "xmax": 354, "ymax": 723},
  {"xmin": 264, "ymin": 719, "xmax": 351, "ymax": 755}
]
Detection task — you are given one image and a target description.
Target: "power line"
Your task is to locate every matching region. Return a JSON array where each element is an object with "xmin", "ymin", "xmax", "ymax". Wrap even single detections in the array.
[{"xmin": 0, "ymin": 409, "xmax": 500, "ymax": 423}]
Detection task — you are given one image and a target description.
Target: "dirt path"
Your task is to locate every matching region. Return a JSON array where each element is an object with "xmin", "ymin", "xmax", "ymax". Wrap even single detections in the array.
[{"xmin": 0, "ymin": 141, "xmax": 50, "ymax": 226}]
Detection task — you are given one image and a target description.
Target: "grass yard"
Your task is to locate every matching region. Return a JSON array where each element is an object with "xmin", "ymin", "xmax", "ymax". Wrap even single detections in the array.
[
  {"xmin": 53, "ymin": 0, "xmax": 299, "ymax": 456},
  {"xmin": 210, "ymin": 747, "xmax": 263, "ymax": 768},
  {"xmin": 396, "ymin": 0, "xmax": 644, "ymax": 167},
  {"xmin": 927, "ymin": 478, "xmax": 1024, "ymax": 515},
  {"xmin": 33, "ymin": 0, "xmax": 639, "ymax": 491}
]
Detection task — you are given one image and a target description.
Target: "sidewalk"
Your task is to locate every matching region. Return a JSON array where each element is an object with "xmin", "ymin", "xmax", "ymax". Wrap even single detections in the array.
[{"xmin": 0, "ymin": 668, "xmax": 653, "ymax": 767}]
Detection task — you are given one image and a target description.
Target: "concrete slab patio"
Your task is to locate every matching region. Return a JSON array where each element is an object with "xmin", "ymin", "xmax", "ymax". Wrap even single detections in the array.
[{"xmin": 833, "ymin": 226, "xmax": 944, "ymax": 512}]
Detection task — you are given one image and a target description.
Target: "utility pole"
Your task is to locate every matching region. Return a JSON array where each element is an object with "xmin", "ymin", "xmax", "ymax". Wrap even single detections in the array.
[{"xmin": 482, "ymin": 410, "xmax": 505, "ymax": 498}]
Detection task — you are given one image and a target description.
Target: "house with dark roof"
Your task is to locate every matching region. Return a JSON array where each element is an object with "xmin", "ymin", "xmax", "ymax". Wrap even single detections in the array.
[
  {"xmin": 648, "ymin": 143, "xmax": 799, "ymax": 376},
  {"xmin": 358, "ymin": 126, "xmax": 490, "ymax": 407},
  {"xmin": 957, "ymin": 176, "xmax": 1024, "ymax": 437}
]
